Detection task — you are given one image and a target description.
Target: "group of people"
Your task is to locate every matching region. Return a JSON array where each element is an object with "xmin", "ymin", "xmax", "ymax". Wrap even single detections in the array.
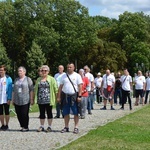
[{"xmin": 0, "ymin": 63, "xmax": 150, "ymax": 134}]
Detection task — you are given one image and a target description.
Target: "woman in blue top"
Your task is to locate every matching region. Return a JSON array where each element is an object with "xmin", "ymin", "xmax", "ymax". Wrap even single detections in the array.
[{"xmin": 0, "ymin": 65, "xmax": 12, "ymax": 131}]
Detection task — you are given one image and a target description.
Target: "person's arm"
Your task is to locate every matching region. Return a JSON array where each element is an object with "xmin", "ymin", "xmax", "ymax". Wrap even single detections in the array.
[
  {"xmin": 30, "ymin": 91, "xmax": 34, "ymax": 105},
  {"xmin": 57, "ymin": 84, "xmax": 63, "ymax": 103}
]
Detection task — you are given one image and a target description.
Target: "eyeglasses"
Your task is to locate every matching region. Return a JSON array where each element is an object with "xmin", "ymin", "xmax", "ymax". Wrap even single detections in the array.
[{"xmin": 41, "ymin": 70, "xmax": 48, "ymax": 72}]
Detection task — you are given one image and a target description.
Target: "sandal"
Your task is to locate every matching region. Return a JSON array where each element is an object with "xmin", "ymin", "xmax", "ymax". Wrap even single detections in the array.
[
  {"xmin": 73, "ymin": 128, "xmax": 79, "ymax": 134},
  {"xmin": 61, "ymin": 127, "xmax": 69, "ymax": 133}
]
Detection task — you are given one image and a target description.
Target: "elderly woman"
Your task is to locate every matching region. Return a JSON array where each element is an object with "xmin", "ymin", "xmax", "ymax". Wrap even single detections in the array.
[
  {"xmin": 34, "ymin": 65, "xmax": 58, "ymax": 132},
  {"xmin": 12, "ymin": 66, "xmax": 34, "ymax": 132}
]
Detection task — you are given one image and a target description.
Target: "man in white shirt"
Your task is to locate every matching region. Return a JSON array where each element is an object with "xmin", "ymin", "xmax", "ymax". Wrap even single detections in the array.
[
  {"xmin": 57, "ymin": 63, "xmax": 82, "ymax": 134},
  {"xmin": 84, "ymin": 65, "xmax": 94, "ymax": 114},
  {"xmin": 94, "ymin": 72, "xmax": 103, "ymax": 103},
  {"xmin": 134, "ymin": 70, "xmax": 146, "ymax": 105},
  {"xmin": 120, "ymin": 69, "xmax": 132, "ymax": 110},
  {"xmin": 100, "ymin": 69, "xmax": 115, "ymax": 110},
  {"xmin": 144, "ymin": 72, "xmax": 150, "ymax": 104},
  {"xmin": 54, "ymin": 65, "xmax": 65, "ymax": 118}
]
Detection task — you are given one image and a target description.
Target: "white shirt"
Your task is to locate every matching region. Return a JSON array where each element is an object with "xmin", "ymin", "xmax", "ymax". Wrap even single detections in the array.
[
  {"xmin": 121, "ymin": 75, "xmax": 132, "ymax": 91},
  {"xmin": 94, "ymin": 77, "xmax": 102, "ymax": 88},
  {"xmin": 85, "ymin": 72, "xmax": 94, "ymax": 91},
  {"xmin": 0, "ymin": 76, "xmax": 7, "ymax": 104},
  {"xmin": 54, "ymin": 72, "xmax": 65, "ymax": 87},
  {"xmin": 134, "ymin": 75, "xmax": 146, "ymax": 90},
  {"xmin": 102, "ymin": 74, "xmax": 115, "ymax": 89},
  {"xmin": 60, "ymin": 72, "xmax": 83, "ymax": 94},
  {"xmin": 146, "ymin": 77, "xmax": 150, "ymax": 90}
]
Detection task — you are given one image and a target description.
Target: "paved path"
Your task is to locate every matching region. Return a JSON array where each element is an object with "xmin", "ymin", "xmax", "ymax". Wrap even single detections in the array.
[{"xmin": 0, "ymin": 101, "xmax": 143, "ymax": 150}]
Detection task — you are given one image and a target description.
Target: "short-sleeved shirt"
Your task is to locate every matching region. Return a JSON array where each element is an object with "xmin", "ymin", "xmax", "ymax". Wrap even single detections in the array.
[
  {"xmin": 54, "ymin": 72, "xmax": 65, "ymax": 87},
  {"xmin": 85, "ymin": 72, "xmax": 94, "ymax": 91},
  {"xmin": 102, "ymin": 74, "xmax": 115, "ymax": 89},
  {"xmin": 82, "ymin": 77, "xmax": 89, "ymax": 97},
  {"xmin": 146, "ymin": 77, "xmax": 150, "ymax": 90},
  {"xmin": 13, "ymin": 76, "xmax": 34, "ymax": 105},
  {"xmin": 37, "ymin": 81, "xmax": 50, "ymax": 104},
  {"xmin": 134, "ymin": 75, "xmax": 146, "ymax": 90},
  {"xmin": 94, "ymin": 77, "xmax": 102, "ymax": 88},
  {"xmin": 121, "ymin": 75, "xmax": 132, "ymax": 91},
  {"xmin": 60, "ymin": 72, "xmax": 83, "ymax": 94}
]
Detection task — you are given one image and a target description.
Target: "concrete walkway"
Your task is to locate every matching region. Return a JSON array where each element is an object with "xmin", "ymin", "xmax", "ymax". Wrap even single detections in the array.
[{"xmin": 0, "ymin": 101, "xmax": 143, "ymax": 150}]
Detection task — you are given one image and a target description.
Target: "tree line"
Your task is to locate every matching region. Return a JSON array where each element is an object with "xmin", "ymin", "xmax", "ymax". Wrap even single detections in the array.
[{"xmin": 0, "ymin": 0, "xmax": 150, "ymax": 80}]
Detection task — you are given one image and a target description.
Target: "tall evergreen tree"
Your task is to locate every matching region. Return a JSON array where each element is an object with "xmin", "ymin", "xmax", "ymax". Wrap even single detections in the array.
[
  {"xmin": 26, "ymin": 41, "xmax": 46, "ymax": 80},
  {"xmin": 0, "ymin": 39, "xmax": 11, "ymax": 72}
]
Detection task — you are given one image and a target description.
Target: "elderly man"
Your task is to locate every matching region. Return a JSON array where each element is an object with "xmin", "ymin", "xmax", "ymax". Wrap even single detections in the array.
[
  {"xmin": 54, "ymin": 65, "xmax": 65, "ymax": 118},
  {"xmin": 134, "ymin": 70, "xmax": 146, "ymax": 105},
  {"xmin": 94, "ymin": 72, "xmax": 103, "ymax": 103},
  {"xmin": 120, "ymin": 69, "xmax": 132, "ymax": 110},
  {"xmin": 84, "ymin": 65, "xmax": 94, "ymax": 114},
  {"xmin": 57, "ymin": 63, "xmax": 82, "ymax": 134},
  {"xmin": 100, "ymin": 69, "xmax": 115, "ymax": 110}
]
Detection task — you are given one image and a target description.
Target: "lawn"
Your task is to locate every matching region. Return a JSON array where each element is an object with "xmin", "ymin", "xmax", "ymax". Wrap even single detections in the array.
[{"xmin": 60, "ymin": 105, "xmax": 150, "ymax": 150}]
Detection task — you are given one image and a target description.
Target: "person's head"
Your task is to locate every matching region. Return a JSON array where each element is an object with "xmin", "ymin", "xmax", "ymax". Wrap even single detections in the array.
[
  {"xmin": 123, "ymin": 68, "xmax": 129, "ymax": 76},
  {"xmin": 0, "ymin": 65, "xmax": 7, "ymax": 77},
  {"xmin": 18, "ymin": 66, "xmax": 26, "ymax": 78},
  {"xmin": 58, "ymin": 65, "xmax": 64, "ymax": 74},
  {"xmin": 83, "ymin": 65, "xmax": 89, "ymax": 73},
  {"xmin": 67, "ymin": 63, "xmax": 75, "ymax": 74},
  {"xmin": 106, "ymin": 69, "xmax": 110, "ymax": 76},
  {"xmin": 79, "ymin": 69, "xmax": 84, "ymax": 77},
  {"xmin": 97, "ymin": 72, "xmax": 101, "ymax": 77},
  {"xmin": 40, "ymin": 65, "xmax": 50, "ymax": 77},
  {"xmin": 38, "ymin": 67, "xmax": 42, "ymax": 77},
  {"xmin": 137, "ymin": 70, "xmax": 142, "ymax": 76},
  {"xmin": 116, "ymin": 72, "xmax": 121, "ymax": 78}
]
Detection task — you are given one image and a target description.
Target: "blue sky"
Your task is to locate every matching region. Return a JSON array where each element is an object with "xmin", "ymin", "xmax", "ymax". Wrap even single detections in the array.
[{"xmin": 77, "ymin": 0, "xmax": 150, "ymax": 19}]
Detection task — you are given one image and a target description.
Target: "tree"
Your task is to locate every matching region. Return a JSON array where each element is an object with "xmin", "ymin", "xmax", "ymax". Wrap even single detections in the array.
[
  {"xmin": 0, "ymin": 38, "xmax": 11, "ymax": 73},
  {"xmin": 26, "ymin": 41, "xmax": 46, "ymax": 80}
]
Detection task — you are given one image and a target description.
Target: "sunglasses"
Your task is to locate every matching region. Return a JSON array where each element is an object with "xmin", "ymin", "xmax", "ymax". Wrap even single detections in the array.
[{"xmin": 41, "ymin": 70, "xmax": 48, "ymax": 72}]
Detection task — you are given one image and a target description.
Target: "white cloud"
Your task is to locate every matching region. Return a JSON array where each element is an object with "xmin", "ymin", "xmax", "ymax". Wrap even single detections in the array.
[{"xmin": 77, "ymin": 0, "xmax": 150, "ymax": 18}]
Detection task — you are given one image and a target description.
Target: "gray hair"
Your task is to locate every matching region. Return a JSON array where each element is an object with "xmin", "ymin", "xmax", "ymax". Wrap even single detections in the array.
[
  {"xmin": 41, "ymin": 65, "xmax": 50, "ymax": 72},
  {"xmin": 18, "ymin": 66, "xmax": 26, "ymax": 73}
]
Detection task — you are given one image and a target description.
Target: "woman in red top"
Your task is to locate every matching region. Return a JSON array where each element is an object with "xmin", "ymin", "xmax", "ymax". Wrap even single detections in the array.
[{"xmin": 78, "ymin": 69, "xmax": 89, "ymax": 119}]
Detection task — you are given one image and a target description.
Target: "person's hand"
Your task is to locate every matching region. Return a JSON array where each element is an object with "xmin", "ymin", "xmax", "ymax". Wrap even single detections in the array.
[
  {"xmin": 57, "ymin": 98, "xmax": 61, "ymax": 103},
  {"xmin": 7, "ymin": 100, "xmax": 11, "ymax": 105},
  {"xmin": 77, "ymin": 97, "xmax": 82, "ymax": 102},
  {"xmin": 30, "ymin": 99, "xmax": 34, "ymax": 105}
]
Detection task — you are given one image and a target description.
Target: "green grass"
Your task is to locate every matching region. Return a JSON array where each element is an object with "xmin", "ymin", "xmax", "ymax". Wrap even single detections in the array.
[{"xmin": 60, "ymin": 106, "xmax": 150, "ymax": 150}]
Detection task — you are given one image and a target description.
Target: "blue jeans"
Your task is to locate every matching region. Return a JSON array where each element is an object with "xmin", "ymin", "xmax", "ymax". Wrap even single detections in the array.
[
  {"xmin": 145, "ymin": 90, "xmax": 150, "ymax": 104},
  {"xmin": 87, "ymin": 93, "xmax": 93, "ymax": 112},
  {"xmin": 114, "ymin": 88, "xmax": 122, "ymax": 104},
  {"xmin": 78, "ymin": 97, "xmax": 88, "ymax": 116}
]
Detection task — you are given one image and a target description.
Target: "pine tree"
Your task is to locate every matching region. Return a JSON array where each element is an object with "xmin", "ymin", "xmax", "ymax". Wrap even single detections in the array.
[
  {"xmin": 26, "ymin": 41, "xmax": 46, "ymax": 80},
  {"xmin": 0, "ymin": 39, "xmax": 11, "ymax": 72}
]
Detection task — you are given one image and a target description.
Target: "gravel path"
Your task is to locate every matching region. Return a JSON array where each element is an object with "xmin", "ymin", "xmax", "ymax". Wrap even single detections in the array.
[{"xmin": 0, "ymin": 100, "xmax": 143, "ymax": 150}]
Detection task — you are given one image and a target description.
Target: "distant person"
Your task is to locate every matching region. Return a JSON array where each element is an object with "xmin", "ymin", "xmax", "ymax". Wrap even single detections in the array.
[
  {"xmin": 100, "ymin": 69, "xmax": 115, "ymax": 110},
  {"xmin": 94, "ymin": 72, "xmax": 102, "ymax": 103},
  {"xmin": 84, "ymin": 65, "xmax": 94, "ymax": 114},
  {"xmin": 57, "ymin": 63, "xmax": 82, "ymax": 134},
  {"xmin": 120, "ymin": 69, "xmax": 132, "ymax": 110},
  {"xmin": 134, "ymin": 70, "xmax": 146, "ymax": 106},
  {"xmin": 0, "ymin": 65, "xmax": 12, "ymax": 131},
  {"xmin": 114, "ymin": 72, "xmax": 122, "ymax": 105},
  {"xmin": 34, "ymin": 65, "xmax": 58, "ymax": 132},
  {"xmin": 78, "ymin": 69, "xmax": 89, "ymax": 119},
  {"xmin": 54, "ymin": 65, "xmax": 65, "ymax": 118},
  {"xmin": 12, "ymin": 66, "xmax": 34, "ymax": 132},
  {"xmin": 144, "ymin": 72, "xmax": 150, "ymax": 104}
]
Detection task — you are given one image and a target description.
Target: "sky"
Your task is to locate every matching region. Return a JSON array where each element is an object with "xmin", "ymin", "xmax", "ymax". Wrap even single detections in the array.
[{"xmin": 77, "ymin": 0, "xmax": 150, "ymax": 19}]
